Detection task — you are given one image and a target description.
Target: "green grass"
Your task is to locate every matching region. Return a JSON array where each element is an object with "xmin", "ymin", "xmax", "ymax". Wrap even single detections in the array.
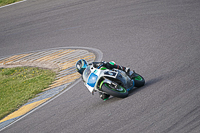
[
  {"xmin": 0, "ymin": 0, "xmax": 22, "ymax": 7},
  {"xmin": 0, "ymin": 67, "xmax": 56, "ymax": 120}
]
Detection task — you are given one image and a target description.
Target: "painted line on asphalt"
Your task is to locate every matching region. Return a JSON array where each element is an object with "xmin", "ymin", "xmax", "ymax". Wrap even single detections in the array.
[
  {"xmin": 0, "ymin": 0, "xmax": 27, "ymax": 9},
  {"xmin": 0, "ymin": 98, "xmax": 50, "ymax": 123},
  {"xmin": 0, "ymin": 47, "xmax": 103, "ymax": 131}
]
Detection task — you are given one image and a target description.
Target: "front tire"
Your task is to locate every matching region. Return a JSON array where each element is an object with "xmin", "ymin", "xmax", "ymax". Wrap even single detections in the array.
[{"xmin": 101, "ymin": 83, "xmax": 128, "ymax": 98}]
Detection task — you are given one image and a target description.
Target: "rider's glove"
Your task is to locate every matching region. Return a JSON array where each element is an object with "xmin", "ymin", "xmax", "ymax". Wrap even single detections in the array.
[{"xmin": 102, "ymin": 61, "xmax": 107, "ymax": 65}]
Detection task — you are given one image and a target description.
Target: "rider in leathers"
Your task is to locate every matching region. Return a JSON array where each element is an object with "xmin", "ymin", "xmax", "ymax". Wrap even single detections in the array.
[{"xmin": 90, "ymin": 61, "xmax": 136, "ymax": 78}]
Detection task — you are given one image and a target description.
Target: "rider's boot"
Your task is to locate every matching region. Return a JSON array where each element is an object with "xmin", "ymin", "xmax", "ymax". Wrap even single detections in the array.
[
  {"xmin": 125, "ymin": 68, "xmax": 137, "ymax": 79},
  {"xmin": 99, "ymin": 92, "xmax": 110, "ymax": 101}
]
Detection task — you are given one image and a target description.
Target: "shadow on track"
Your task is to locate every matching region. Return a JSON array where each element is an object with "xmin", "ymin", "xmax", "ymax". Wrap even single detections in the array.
[{"xmin": 128, "ymin": 76, "xmax": 163, "ymax": 96}]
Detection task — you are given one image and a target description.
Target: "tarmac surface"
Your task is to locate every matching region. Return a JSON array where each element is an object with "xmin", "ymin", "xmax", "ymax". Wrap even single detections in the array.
[{"xmin": 0, "ymin": 0, "xmax": 200, "ymax": 132}]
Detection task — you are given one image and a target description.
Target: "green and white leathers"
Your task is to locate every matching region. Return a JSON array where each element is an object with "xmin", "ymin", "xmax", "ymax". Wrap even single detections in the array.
[
  {"xmin": 109, "ymin": 61, "xmax": 115, "ymax": 65},
  {"xmin": 81, "ymin": 61, "xmax": 145, "ymax": 100}
]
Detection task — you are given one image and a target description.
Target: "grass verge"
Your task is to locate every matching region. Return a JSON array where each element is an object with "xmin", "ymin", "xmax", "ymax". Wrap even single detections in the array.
[
  {"xmin": 0, "ymin": 0, "xmax": 22, "ymax": 7},
  {"xmin": 0, "ymin": 67, "xmax": 56, "ymax": 120}
]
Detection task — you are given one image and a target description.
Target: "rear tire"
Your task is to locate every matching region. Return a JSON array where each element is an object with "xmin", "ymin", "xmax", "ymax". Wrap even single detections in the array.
[
  {"xmin": 101, "ymin": 83, "xmax": 128, "ymax": 98},
  {"xmin": 133, "ymin": 73, "xmax": 145, "ymax": 87}
]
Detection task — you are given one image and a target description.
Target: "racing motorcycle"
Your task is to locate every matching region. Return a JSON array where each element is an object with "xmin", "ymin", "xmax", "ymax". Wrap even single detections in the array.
[{"xmin": 82, "ymin": 63, "xmax": 145, "ymax": 100}]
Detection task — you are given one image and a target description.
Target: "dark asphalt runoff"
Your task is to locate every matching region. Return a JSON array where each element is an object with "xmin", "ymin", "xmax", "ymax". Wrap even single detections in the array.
[{"xmin": 0, "ymin": 0, "xmax": 200, "ymax": 132}]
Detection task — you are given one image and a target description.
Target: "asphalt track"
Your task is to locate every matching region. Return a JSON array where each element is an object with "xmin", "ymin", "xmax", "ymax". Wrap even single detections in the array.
[{"xmin": 0, "ymin": 0, "xmax": 200, "ymax": 132}]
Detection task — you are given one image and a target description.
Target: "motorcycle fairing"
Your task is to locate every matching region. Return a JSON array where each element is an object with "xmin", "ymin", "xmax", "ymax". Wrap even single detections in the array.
[
  {"xmin": 114, "ymin": 70, "xmax": 135, "ymax": 89},
  {"xmin": 104, "ymin": 71, "xmax": 117, "ymax": 77},
  {"xmin": 87, "ymin": 73, "xmax": 98, "ymax": 87}
]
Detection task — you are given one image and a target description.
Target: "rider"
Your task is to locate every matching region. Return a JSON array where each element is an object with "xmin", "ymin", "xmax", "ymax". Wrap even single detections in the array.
[
  {"xmin": 75, "ymin": 59, "xmax": 136, "ymax": 100},
  {"xmin": 75, "ymin": 59, "xmax": 136, "ymax": 78}
]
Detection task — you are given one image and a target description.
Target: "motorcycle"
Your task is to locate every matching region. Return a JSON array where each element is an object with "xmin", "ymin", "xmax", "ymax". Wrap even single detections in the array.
[{"xmin": 82, "ymin": 63, "xmax": 145, "ymax": 100}]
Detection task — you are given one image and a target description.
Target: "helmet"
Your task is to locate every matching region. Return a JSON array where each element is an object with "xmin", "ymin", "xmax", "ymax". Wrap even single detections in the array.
[{"xmin": 75, "ymin": 59, "xmax": 88, "ymax": 74}]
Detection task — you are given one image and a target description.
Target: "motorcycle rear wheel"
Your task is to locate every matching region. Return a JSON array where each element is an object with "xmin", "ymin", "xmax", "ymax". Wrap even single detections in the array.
[
  {"xmin": 133, "ymin": 73, "xmax": 145, "ymax": 87},
  {"xmin": 101, "ymin": 83, "xmax": 128, "ymax": 98}
]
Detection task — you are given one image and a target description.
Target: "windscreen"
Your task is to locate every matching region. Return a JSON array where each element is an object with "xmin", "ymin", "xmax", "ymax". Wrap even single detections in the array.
[{"xmin": 82, "ymin": 66, "xmax": 91, "ymax": 82}]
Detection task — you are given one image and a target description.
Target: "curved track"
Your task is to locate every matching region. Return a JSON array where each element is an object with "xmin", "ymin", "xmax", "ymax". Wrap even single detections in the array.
[{"xmin": 0, "ymin": 0, "xmax": 200, "ymax": 132}]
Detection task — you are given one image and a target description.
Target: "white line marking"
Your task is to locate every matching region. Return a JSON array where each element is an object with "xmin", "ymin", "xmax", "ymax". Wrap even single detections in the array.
[{"xmin": 0, "ymin": 0, "xmax": 27, "ymax": 9}]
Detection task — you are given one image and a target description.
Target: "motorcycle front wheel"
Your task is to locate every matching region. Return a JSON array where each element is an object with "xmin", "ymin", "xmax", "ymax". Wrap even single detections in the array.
[{"xmin": 101, "ymin": 83, "xmax": 129, "ymax": 98}]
